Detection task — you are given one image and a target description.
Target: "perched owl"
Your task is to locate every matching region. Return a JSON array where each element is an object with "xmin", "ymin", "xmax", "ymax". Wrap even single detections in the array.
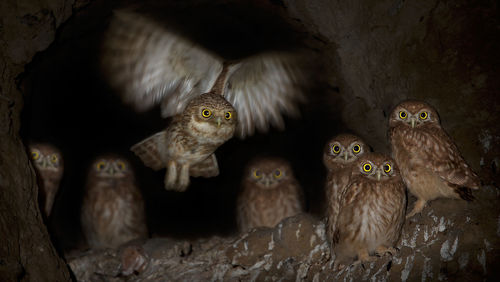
[
  {"xmin": 81, "ymin": 155, "xmax": 148, "ymax": 249},
  {"xmin": 322, "ymin": 134, "xmax": 369, "ymax": 249},
  {"xmin": 101, "ymin": 11, "xmax": 308, "ymax": 191},
  {"xmin": 29, "ymin": 143, "xmax": 64, "ymax": 217},
  {"xmin": 237, "ymin": 157, "xmax": 304, "ymax": 233},
  {"xmin": 389, "ymin": 100, "xmax": 480, "ymax": 218},
  {"xmin": 333, "ymin": 153, "xmax": 406, "ymax": 269}
]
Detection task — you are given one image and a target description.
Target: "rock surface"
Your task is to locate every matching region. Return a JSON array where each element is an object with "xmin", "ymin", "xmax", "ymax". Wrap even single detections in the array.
[{"xmin": 68, "ymin": 186, "xmax": 500, "ymax": 281}]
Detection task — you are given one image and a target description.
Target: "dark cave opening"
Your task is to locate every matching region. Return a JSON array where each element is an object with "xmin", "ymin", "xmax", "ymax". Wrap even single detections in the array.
[{"xmin": 19, "ymin": 0, "xmax": 339, "ymax": 253}]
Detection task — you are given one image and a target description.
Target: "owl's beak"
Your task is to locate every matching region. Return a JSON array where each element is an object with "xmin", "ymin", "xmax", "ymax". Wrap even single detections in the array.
[
  {"xmin": 377, "ymin": 170, "xmax": 381, "ymax": 181},
  {"xmin": 344, "ymin": 153, "xmax": 348, "ymax": 161},
  {"xmin": 411, "ymin": 118, "xmax": 416, "ymax": 128},
  {"xmin": 216, "ymin": 117, "xmax": 222, "ymax": 127}
]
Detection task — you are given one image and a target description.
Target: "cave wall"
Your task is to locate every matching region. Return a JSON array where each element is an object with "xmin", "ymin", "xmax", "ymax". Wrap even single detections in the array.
[
  {"xmin": 0, "ymin": 0, "xmax": 79, "ymax": 280},
  {"xmin": 287, "ymin": 0, "xmax": 499, "ymax": 179}
]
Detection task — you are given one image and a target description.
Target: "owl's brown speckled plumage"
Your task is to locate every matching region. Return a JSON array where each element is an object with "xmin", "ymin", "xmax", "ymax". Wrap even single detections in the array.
[
  {"xmin": 237, "ymin": 157, "xmax": 304, "ymax": 233},
  {"xmin": 333, "ymin": 153, "xmax": 406, "ymax": 268},
  {"xmin": 131, "ymin": 93, "xmax": 236, "ymax": 191},
  {"xmin": 322, "ymin": 134, "xmax": 369, "ymax": 252},
  {"xmin": 29, "ymin": 143, "xmax": 64, "ymax": 217},
  {"xmin": 389, "ymin": 100, "xmax": 480, "ymax": 218},
  {"xmin": 81, "ymin": 155, "xmax": 148, "ymax": 249}
]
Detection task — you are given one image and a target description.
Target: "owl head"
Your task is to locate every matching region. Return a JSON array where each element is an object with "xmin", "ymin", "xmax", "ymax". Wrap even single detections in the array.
[
  {"xmin": 389, "ymin": 100, "xmax": 441, "ymax": 129},
  {"xmin": 89, "ymin": 155, "xmax": 134, "ymax": 180},
  {"xmin": 245, "ymin": 157, "xmax": 295, "ymax": 190},
  {"xmin": 353, "ymin": 153, "xmax": 400, "ymax": 181},
  {"xmin": 183, "ymin": 92, "xmax": 237, "ymax": 141},
  {"xmin": 29, "ymin": 143, "xmax": 64, "ymax": 176},
  {"xmin": 323, "ymin": 134, "xmax": 369, "ymax": 170}
]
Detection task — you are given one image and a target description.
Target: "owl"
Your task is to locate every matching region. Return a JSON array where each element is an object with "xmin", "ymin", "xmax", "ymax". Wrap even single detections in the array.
[
  {"xmin": 322, "ymin": 134, "xmax": 369, "ymax": 250},
  {"xmin": 131, "ymin": 93, "xmax": 236, "ymax": 191},
  {"xmin": 332, "ymin": 153, "xmax": 406, "ymax": 269},
  {"xmin": 389, "ymin": 100, "xmax": 480, "ymax": 218},
  {"xmin": 29, "ymin": 143, "xmax": 64, "ymax": 217},
  {"xmin": 100, "ymin": 11, "xmax": 308, "ymax": 191},
  {"xmin": 81, "ymin": 155, "xmax": 148, "ymax": 249},
  {"xmin": 237, "ymin": 157, "xmax": 304, "ymax": 233}
]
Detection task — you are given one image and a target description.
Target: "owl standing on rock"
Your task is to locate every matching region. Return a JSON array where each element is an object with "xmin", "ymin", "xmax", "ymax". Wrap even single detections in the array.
[
  {"xmin": 322, "ymin": 134, "xmax": 369, "ymax": 250},
  {"xmin": 332, "ymin": 153, "xmax": 406, "ymax": 269},
  {"xmin": 237, "ymin": 157, "xmax": 304, "ymax": 233},
  {"xmin": 389, "ymin": 100, "xmax": 480, "ymax": 218},
  {"xmin": 29, "ymin": 143, "xmax": 64, "ymax": 218},
  {"xmin": 81, "ymin": 155, "xmax": 148, "ymax": 249},
  {"xmin": 100, "ymin": 11, "xmax": 307, "ymax": 191}
]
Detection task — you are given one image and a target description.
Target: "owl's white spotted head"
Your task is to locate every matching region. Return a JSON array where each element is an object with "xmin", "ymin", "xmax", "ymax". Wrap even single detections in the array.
[
  {"xmin": 246, "ymin": 157, "xmax": 294, "ymax": 190},
  {"xmin": 389, "ymin": 100, "xmax": 441, "ymax": 129},
  {"xmin": 323, "ymin": 134, "xmax": 369, "ymax": 170},
  {"xmin": 185, "ymin": 93, "xmax": 237, "ymax": 143}
]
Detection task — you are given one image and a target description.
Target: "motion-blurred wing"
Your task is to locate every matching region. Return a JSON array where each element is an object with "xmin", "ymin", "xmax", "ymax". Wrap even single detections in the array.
[
  {"xmin": 101, "ymin": 10, "xmax": 223, "ymax": 117},
  {"xmin": 224, "ymin": 52, "xmax": 306, "ymax": 138}
]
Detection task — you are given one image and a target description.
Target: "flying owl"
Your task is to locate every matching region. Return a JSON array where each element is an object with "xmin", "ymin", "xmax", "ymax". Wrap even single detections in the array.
[
  {"xmin": 332, "ymin": 153, "xmax": 406, "ymax": 269},
  {"xmin": 322, "ymin": 134, "xmax": 369, "ymax": 250},
  {"xmin": 29, "ymin": 143, "xmax": 64, "ymax": 218},
  {"xmin": 81, "ymin": 155, "xmax": 148, "ymax": 249},
  {"xmin": 100, "ymin": 10, "xmax": 307, "ymax": 191},
  {"xmin": 389, "ymin": 100, "xmax": 480, "ymax": 218},
  {"xmin": 237, "ymin": 157, "xmax": 304, "ymax": 233}
]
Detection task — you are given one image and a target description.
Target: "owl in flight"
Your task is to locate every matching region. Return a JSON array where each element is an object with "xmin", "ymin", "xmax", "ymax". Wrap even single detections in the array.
[{"xmin": 101, "ymin": 11, "xmax": 307, "ymax": 191}]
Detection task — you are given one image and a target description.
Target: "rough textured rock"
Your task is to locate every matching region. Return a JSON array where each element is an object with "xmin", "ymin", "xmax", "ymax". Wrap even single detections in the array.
[
  {"xmin": 0, "ymin": 0, "xmax": 82, "ymax": 280},
  {"xmin": 67, "ymin": 186, "xmax": 500, "ymax": 281}
]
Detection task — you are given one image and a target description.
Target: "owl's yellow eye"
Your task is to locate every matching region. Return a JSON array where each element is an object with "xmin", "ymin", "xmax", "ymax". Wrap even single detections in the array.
[
  {"xmin": 352, "ymin": 144, "xmax": 361, "ymax": 154},
  {"xmin": 274, "ymin": 169, "xmax": 282, "ymax": 179},
  {"xmin": 117, "ymin": 161, "xmax": 126, "ymax": 171},
  {"xmin": 331, "ymin": 145, "xmax": 341, "ymax": 154},
  {"xmin": 362, "ymin": 163, "xmax": 372, "ymax": 172},
  {"xmin": 31, "ymin": 151, "xmax": 40, "ymax": 160},
  {"xmin": 383, "ymin": 163, "xmax": 392, "ymax": 173},
  {"xmin": 50, "ymin": 154, "xmax": 58, "ymax": 163},
  {"xmin": 96, "ymin": 161, "xmax": 106, "ymax": 171},
  {"xmin": 202, "ymin": 109, "xmax": 212, "ymax": 118},
  {"xmin": 419, "ymin": 111, "xmax": 428, "ymax": 120},
  {"xmin": 225, "ymin": 111, "xmax": 232, "ymax": 120},
  {"xmin": 253, "ymin": 170, "xmax": 262, "ymax": 179},
  {"xmin": 399, "ymin": 111, "xmax": 407, "ymax": 119}
]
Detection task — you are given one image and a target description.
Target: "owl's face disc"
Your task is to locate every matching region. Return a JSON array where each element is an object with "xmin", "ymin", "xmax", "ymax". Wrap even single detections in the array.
[
  {"xmin": 186, "ymin": 93, "xmax": 237, "ymax": 142},
  {"xmin": 324, "ymin": 134, "xmax": 368, "ymax": 169},
  {"xmin": 355, "ymin": 153, "xmax": 400, "ymax": 181},
  {"xmin": 389, "ymin": 100, "xmax": 440, "ymax": 129},
  {"xmin": 92, "ymin": 157, "xmax": 131, "ymax": 179},
  {"xmin": 246, "ymin": 157, "xmax": 293, "ymax": 190}
]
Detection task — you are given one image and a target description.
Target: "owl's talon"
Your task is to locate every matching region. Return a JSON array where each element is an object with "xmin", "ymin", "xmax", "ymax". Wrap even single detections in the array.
[
  {"xmin": 375, "ymin": 246, "xmax": 398, "ymax": 257},
  {"xmin": 406, "ymin": 199, "xmax": 426, "ymax": 219}
]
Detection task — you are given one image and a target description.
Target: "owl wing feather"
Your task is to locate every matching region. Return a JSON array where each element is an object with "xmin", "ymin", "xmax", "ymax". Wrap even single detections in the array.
[
  {"xmin": 224, "ymin": 53, "xmax": 306, "ymax": 138},
  {"xmin": 422, "ymin": 128, "xmax": 480, "ymax": 191},
  {"xmin": 130, "ymin": 131, "xmax": 167, "ymax": 171},
  {"xmin": 102, "ymin": 11, "xmax": 308, "ymax": 138},
  {"xmin": 189, "ymin": 154, "xmax": 219, "ymax": 178},
  {"xmin": 101, "ymin": 10, "xmax": 223, "ymax": 116}
]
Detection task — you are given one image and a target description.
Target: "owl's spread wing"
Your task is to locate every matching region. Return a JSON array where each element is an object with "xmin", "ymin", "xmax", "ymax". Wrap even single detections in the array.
[
  {"xmin": 422, "ymin": 129, "xmax": 480, "ymax": 190},
  {"xmin": 224, "ymin": 53, "xmax": 306, "ymax": 138},
  {"xmin": 189, "ymin": 154, "xmax": 219, "ymax": 178},
  {"xmin": 101, "ymin": 10, "xmax": 223, "ymax": 116},
  {"xmin": 130, "ymin": 131, "xmax": 167, "ymax": 171}
]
